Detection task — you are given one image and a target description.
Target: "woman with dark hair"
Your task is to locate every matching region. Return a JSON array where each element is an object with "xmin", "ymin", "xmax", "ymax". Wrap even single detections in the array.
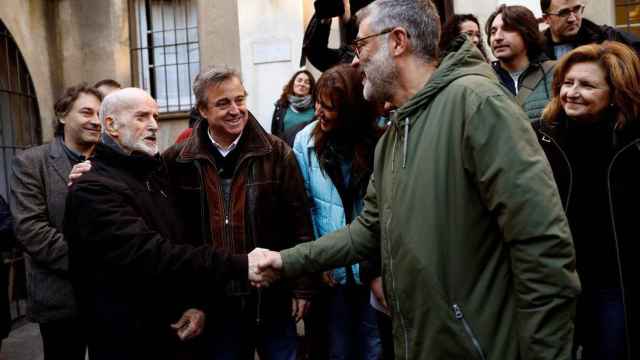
[
  {"xmin": 292, "ymin": 64, "xmax": 382, "ymax": 359},
  {"xmin": 535, "ymin": 41, "xmax": 640, "ymax": 360},
  {"xmin": 439, "ymin": 14, "xmax": 488, "ymax": 60},
  {"xmin": 271, "ymin": 69, "xmax": 316, "ymax": 144}
]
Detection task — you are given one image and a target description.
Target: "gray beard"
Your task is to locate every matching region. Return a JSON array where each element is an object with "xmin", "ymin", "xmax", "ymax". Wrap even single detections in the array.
[{"xmin": 363, "ymin": 43, "xmax": 397, "ymax": 103}]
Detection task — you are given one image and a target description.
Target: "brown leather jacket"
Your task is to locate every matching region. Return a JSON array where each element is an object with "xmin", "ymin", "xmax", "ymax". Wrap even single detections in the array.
[{"xmin": 163, "ymin": 115, "xmax": 315, "ymax": 305}]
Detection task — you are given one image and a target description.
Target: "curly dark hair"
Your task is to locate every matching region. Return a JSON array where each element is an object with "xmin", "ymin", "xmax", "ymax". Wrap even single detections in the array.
[
  {"xmin": 278, "ymin": 70, "xmax": 316, "ymax": 105},
  {"xmin": 486, "ymin": 5, "xmax": 544, "ymax": 60},
  {"xmin": 53, "ymin": 83, "xmax": 103, "ymax": 136},
  {"xmin": 439, "ymin": 14, "xmax": 488, "ymax": 60}
]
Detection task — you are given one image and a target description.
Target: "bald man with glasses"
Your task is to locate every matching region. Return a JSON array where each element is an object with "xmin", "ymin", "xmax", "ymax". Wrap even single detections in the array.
[{"xmin": 541, "ymin": 0, "xmax": 640, "ymax": 60}]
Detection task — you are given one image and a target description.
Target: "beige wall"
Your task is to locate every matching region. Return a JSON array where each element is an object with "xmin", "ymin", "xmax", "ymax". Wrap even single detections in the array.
[
  {"xmin": 583, "ymin": 0, "xmax": 615, "ymax": 27},
  {"xmin": 237, "ymin": 0, "xmax": 307, "ymax": 130},
  {"xmin": 198, "ymin": 0, "xmax": 242, "ymax": 70},
  {"xmin": 54, "ymin": 0, "xmax": 131, "ymax": 90},
  {"xmin": 0, "ymin": 0, "xmax": 56, "ymax": 141}
]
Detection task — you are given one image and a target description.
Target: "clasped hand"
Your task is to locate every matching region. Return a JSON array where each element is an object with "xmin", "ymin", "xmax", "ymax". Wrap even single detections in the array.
[{"xmin": 247, "ymin": 247, "xmax": 283, "ymax": 288}]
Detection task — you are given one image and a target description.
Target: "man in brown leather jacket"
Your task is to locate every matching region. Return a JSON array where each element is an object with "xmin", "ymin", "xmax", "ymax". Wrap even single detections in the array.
[{"xmin": 163, "ymin": 66, "xmax": 315, "ymax": 359}]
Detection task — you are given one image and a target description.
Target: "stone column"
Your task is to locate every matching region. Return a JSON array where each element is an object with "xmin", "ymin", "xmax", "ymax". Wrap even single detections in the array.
[
  {"xmin": 198, "ymin": 0, "xmax": 242, "ymax": 70},
  {"xmin": 54, "ymin": 0, "xmax": 131, "ymax": 92}
]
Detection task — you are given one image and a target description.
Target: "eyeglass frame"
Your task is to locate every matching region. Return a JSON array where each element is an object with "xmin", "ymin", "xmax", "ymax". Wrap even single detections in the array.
[
  {"xmin": 350, "ymin": 27, "xmax": 399, "ymax": 58},
  {"xmin": 545, "ymin": 4, "xmax": 585, "ymax": 18}
]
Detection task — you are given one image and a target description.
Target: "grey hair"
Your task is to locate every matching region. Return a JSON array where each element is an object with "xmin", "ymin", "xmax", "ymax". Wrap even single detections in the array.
[
  {"xmin": 357, "ymin": 0, "xmax": 441, "ymax": 62},
  {"xmin": 192, "ymin": 65, "xmax": 243, "ymax": 110}
]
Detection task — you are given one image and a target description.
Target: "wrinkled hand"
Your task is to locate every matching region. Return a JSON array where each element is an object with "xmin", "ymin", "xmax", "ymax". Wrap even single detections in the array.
[
  {"xmin": 248, "ymin": 248, "xmax": 281, "ymax": 287},
  {"xmin": 322, "ymin": 271, "xmax": 338, "ymax": 287},
  {"xmin": 68, "ymin": 160, "xmax": 92, "ymax": 186},
  {"xmin": 291, "ymin": 298, "xmax": 310, "ymax": 322},
  {"xmin": 170, "ymin": 308, "xmax": 205, "ymax": 341},
  {"xmin": 371, "ymin": 276, "xmax": 388, "ymax": 311}
]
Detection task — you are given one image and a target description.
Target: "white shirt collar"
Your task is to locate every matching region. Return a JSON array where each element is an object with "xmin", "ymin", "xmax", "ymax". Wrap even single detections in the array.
[{"xmin": 207, "ymin": 128, "xmax": 242, "ymax": 157}]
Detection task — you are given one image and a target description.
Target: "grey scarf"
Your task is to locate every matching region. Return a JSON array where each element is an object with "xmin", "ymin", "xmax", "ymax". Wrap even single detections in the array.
[{"xmin": 288, "ymin": 95, "xmax": 313, "ymax": 112}]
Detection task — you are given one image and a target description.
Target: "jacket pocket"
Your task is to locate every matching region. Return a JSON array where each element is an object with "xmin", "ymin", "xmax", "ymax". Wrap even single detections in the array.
[{"xmin": 452, "ymin": 304, "xmax": 487, "ymax": 360}]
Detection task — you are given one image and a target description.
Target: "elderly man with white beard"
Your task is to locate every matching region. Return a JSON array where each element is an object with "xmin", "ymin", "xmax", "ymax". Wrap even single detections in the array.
[{"xmin": 63, "ymin": 88, "xmax": 271, "ymax": 360}]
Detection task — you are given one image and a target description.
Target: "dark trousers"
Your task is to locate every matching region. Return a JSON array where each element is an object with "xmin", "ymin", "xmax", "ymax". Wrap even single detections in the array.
[
  {"xmin": 574, "ymin": 288, "xmax": 627, "ymax": 360},
  {"xmin": 326, "ymin": 286, "xmax": 381, "ymax": 360},
  {"xmin": 375, "ymin": 310, "xmax": 394, "ymax": 360},
  {"xmin": 39, "ymin": 318, "xmax": 87, "ymax": 360},
  {"xmin": 200, "ymin": 294, "xmax": 297, "ymax": 360}
]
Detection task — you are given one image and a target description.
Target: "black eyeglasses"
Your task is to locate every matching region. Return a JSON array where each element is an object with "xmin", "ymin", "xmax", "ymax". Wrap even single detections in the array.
[
  {"xmin": 350, "ymin": 28, "xmax": 394, "ymax": 58},
  {"xmin": 545, "ymin": 4, "xmax": 585, "ymax": 18}
]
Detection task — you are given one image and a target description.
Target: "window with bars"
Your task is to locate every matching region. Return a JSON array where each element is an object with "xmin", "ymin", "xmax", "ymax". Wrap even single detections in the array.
[
  {"xmin": 129, "ymin": 0, "xmax": 200, "ymax": 113},
  {"xmin": 615, "ymin": 0, "xmax": 640, "ymax": 37}
]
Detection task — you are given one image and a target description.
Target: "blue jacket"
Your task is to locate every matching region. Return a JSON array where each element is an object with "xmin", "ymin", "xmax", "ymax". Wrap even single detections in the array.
[{"xmin": 293, "ymin": 121, "xmax": 362, "ymax": 285}]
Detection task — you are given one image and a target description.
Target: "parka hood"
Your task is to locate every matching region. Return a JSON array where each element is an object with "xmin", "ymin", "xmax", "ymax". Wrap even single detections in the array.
[
  {"xmin": 395, "ymin": 37, "xmax": 497, "ymax": 124},
  {"xmin": 389, "ymin": 37, "xmax": 499, "ymax": 169}
]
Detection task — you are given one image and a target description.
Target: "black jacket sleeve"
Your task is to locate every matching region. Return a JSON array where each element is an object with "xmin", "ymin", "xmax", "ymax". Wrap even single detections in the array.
[
  {"xmin": 302, "ymin": 15, "xmax": 355, "ymax": 71},
  {"xmin": 0, "ymin": 195, "xmax": 14, "ymax": 251},
  {"xmin": 603, "ymin": 25, "xmax": 640, "ymax": 55},
  {"xmin": 64, "ymin": 178, "xmax": 247, "ymax": 284}
]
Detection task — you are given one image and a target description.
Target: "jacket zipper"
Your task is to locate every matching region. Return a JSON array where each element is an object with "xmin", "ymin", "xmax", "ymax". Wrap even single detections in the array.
[
  {"xmin": 452, "ymin": 304, "xmax": 487, "ymax": 360},
  {"xmin": 606, "ymin": 139, "xmax": 638, "ymax": 360},
  {"xmin": 385, "ymin": 214, "xmax": 409, "ymax": 358},
  {"xmin": 539, "ymin": 129, "xmax": 574, "ymax": 214}
]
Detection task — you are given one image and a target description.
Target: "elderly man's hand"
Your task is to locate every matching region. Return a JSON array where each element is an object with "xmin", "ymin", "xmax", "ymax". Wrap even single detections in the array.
[
  {"xmin": 291, "ymin": 297, "xmax": 310, "ymax": 322},
  {"xmin": 171, "ymin": 308, "xmax": 205, "ymax": 341},
  {"xmin": 248, "ymin": 248, "xmax": 281, "ymax": 287},
  {"xmin": 68, "ymin": 160, "xmax": 92, "ymax": 186}
]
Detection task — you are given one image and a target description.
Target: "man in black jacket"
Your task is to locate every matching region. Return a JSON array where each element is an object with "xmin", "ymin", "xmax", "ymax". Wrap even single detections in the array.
[
  {"xmin": 64, "ymin": 87, "xmax": 270, "ymax": 360},
  {"xmin": 541, "ymin": 0, "xmax": 640, "ymax": 60}
]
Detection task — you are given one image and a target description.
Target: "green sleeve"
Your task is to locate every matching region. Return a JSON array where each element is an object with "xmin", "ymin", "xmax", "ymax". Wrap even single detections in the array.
[{"xmin": 281, "ymin": 175, "xmax": 381, "ymax": 277}]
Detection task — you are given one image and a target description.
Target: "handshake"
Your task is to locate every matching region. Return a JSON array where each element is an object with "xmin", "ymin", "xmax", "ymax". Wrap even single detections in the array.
[{"xmin": 247, "ymin": 248, "xmax": 284, "ymax": 288}]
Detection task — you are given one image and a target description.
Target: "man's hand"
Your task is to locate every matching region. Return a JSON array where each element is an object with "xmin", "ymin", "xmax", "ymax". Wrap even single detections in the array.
[
  {"xmin": 68, "ymin": 160, "xmax": 92, "ymax": 186},
  {"xmin": 170, "ymin": 308, "xmax": 205, "ymax": 341},
  {"xmin": 371, "ymin": 276, "xmax": 388, "ymax": 311},
  {"xmin": 291, "ymin": 298, "xmax": 310, "ymax": 323},
  {"xmin": 248, "ymin": 248, "xmax": 281, "ymax": 287}
]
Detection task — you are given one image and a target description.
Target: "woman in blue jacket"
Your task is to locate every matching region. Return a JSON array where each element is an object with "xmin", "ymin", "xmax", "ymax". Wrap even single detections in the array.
[{"xmin": 293, "ymin": 64, "xmax": 382, "ymax": 359}]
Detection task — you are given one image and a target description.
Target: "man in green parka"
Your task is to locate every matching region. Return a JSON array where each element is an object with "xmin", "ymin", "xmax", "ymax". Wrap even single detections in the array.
[{"xmin": 255, "ymin": 0, "xmax": 581, "ymax": 359}]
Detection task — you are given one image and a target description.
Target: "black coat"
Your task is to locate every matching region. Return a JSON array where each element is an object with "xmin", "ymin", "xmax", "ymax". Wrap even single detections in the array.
[
  {"xmin": 271, "ymin": 100, "xmax": 313, "ymax": 147},
  {"xmin": 534, "ymin": 118, "xmax": 639, "ymax": 359},
  {"xmin": 543, "ymin": 19, "xmax": 640, "ymax": 60},
  {"xmin": 270, "ymin": 100, "xmax": 289, "ymax": 139},
  {"xmin": 64, "ymin": 141, "xmax": 247, "ymax": 360},
  {"xmin": 0, "ymin": 195, "xmax": 13, "ymax": 339},
  {"xmin": 301, "ymin": 14, "xmax": 355, "ymax": 71}
]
